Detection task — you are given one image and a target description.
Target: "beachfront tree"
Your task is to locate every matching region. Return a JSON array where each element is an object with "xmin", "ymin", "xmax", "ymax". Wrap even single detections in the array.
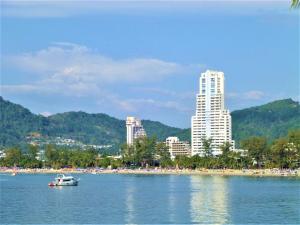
[
  {"xmin": 202, "ymin": 138, "xmax": 213, "ymax": 157},
  {"xmin": 96, "ymin": 155, "xmax": 111, "ymax": 168},
  {"xmin": 136, "ymin": 136, "xmax": 156, "ymax": 167},
  {"xmin": 4, "ymin": 147, "xmax": 22, "ymax": 167},
  {"xmin": 271, "ymin": 138, "xmax": 289, "ymax": 169},
  {"xmin": 121, "ymin": 143, "xmax": 135, "ymax": 166},
  {"xmin": 121, "ymin": 137, "xmax": 157, "ymax": 167},
  {"xmin": 45, "ymin": 145, "xmax": 62, "ymax": 168},
  {"xmin": 27, "ymin": 144, "xmax": 39, "ymax": 159},
  {"xmin": 271, "ymin": 137, "xmax": 299, "ymax": 169},
  {"xmin": 219, "ymin": 142, "xmax": 232, "ymax": 168},
  {"xmin": 155, "ymin": 142, "xmax": 173, "ymax": 167},
  {"xmin": 287, "ymin": 130, "xmax": 300, "ymax": 153},
  {"xmin": 241, "ymin": 136, "xmax": 268, "ymax": 168},
  {"xmin": 175, "ymin": 155, "xmax": 192, "ymax": 169}
]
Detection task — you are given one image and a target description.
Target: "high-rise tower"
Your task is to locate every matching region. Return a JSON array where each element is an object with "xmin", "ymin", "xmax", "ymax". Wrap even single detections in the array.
[
  {"xmin": 126, "ymin": 116, "xmax": 146, "ymax": 145},
  {"xmin": 191, "ymin": 70, "xmax": 234, "ymax": 156}
]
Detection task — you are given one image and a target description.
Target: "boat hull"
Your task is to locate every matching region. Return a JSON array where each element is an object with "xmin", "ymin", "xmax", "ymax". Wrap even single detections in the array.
[{"xmin": 57, "ymin": 181, "xmax": 78, "ymax": 186}]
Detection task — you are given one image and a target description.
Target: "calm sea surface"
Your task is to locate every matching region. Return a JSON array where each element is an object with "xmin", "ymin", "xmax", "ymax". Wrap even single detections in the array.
[{"xmin": 0, "ymin": 173, "xmax": 299, "ymax": 224}]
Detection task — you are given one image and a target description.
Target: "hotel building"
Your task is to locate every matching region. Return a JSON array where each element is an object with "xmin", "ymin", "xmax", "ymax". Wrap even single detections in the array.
[
  {"xmin": 126, "ymin": 116, "xmax": 147, "ymax": 145},
  {"xmin": 166, "ymin": 137, "xmax": 191, "ymax": 159},
  {"xmin": 191, "ymin": 70, "xmax": 235, "ymax": 156}
]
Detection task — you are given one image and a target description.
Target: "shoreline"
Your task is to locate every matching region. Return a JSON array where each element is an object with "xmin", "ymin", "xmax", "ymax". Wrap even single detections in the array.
[{"xmin": 1, "ymin": 168, "xmax": 299, "ymax": 177}]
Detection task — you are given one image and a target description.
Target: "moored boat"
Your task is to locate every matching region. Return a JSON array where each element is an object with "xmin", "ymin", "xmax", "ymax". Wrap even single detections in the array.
[{"xmin": 48, "ymin": 174, "xmax": 79, "ymax": 186}]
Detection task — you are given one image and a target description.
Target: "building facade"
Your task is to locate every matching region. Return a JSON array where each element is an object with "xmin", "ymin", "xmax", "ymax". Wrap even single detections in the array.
[
  {"xmin": 191, "ymin": 70, "xmax": 235, "ymax": 156},
  {"xmin": 126, "ymin": 116, "xmax": 147, "ymax": 145},
  {"xmin": 166, "ymin": 137, "xmax": 191, "ymax": 159}
]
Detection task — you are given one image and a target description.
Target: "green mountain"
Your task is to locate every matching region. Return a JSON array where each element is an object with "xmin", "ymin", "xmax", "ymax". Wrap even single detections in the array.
[
  {"xmin": 0, "ymin": 96, "xmax": 299, "ymax": 151},
  {"xmin": 231, "ymin": 98, "xmax": 300, "ymax": 146},
  {"xmin": 0, "ymin": 96, "xmax": 188, "ymax": 151}
]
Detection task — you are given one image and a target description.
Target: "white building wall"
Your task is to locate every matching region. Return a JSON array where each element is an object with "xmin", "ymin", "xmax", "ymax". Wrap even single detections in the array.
[
  {"xmin": 166, "ymin": 137, "xmax": 191, "ymax": 160},
  {"xmin": 126, "ymin": 116, "xmax": 146, "ymax": 145},
  {"xmin": 191, "ymin": 70, "xmax": 235, "ymax": 156}
]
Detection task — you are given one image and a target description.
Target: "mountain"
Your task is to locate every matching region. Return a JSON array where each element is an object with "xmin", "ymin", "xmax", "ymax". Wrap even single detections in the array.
[
  {"xmin": 231, "ymin": 98, "xmax": 300, "ymax": 146},
  {"xmin": 0, "ymin": 96, "xmax": 299, "ymax": 151},
  {"xmin": 0, "ymin": 97, "xmax": 48, "ymax": 147},
  {"xmin": 0, "ymin": 96, "xmax": 188, "ymax": 151}
]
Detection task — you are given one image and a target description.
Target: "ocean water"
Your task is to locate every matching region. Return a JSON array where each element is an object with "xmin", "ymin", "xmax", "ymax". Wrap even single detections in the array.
[{"xmin": 0, "ymin": 173, "xmax": 299, "ymax": 224}]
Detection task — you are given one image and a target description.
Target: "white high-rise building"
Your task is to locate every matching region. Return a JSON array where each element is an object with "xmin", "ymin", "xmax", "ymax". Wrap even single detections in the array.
[
  {"xmin": 191, "ymin": 70, "xmax": 235, "ymax": 156},
  {"xmin": 126, "ymin": 116, "xmax": 147, "ymax": 145}
]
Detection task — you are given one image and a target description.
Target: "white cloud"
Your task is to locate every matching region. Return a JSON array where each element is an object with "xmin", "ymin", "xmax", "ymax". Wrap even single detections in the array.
[
  {"xmin": 40, "ymin": 111, "xmax": 52, "ymax": 117},
  {"xmin": 2, "ymin": 43, "xmax": 198, "ymax": 114},
  {"xmin": 5, "ymin": 43, "xmax": 196, "ymax": 85},
  {"xmin": 105, "ymin": 98, "xmax": 192, "ymax": 113},
  {"xmin": 227, "ymin": 90, "xmax": 266, "ymax": 100},
  {"xmin": 244, "ymin": 90, "xmax": 265, "ymax": 100},
  {"xmin": 132, "ymin": 87, "xmax": 195, "ymax": 100}
]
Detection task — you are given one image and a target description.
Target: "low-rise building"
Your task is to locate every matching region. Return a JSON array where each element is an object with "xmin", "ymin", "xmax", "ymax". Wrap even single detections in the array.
[{"xmin": 166, "ymin": 137, "xmax": 191, "ymax": 159}]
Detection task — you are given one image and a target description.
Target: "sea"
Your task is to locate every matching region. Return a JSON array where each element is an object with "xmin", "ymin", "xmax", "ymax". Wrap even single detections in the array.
[{"xmin": 0, "ymin": 173, "xmax": 299, "ymax": 224}]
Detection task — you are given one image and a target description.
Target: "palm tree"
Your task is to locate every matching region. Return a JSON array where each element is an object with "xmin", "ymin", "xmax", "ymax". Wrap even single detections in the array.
[{"xmin": 291, "ymin": 0, "xmax": 300, "ymax": 8}]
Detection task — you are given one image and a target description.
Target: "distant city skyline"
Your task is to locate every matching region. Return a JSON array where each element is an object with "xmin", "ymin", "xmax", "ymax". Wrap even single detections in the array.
[{"xmin": 1, "ymin": 0, "xmax": 299, "ymax": 128}]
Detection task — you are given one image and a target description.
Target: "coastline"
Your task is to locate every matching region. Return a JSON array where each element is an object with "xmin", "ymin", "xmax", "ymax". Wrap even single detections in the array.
[{"xmin": 1, "ymin": 168, "xmax": 299, "ymax": 177}]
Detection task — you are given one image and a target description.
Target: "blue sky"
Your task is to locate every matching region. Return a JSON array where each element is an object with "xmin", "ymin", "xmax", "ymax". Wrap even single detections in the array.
[{"xmin": 1, "ymin": 0, "xmax": 299, "ymax": 128}]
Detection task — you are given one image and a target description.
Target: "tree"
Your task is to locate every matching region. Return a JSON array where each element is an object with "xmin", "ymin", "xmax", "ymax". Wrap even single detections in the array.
[
  {"xmin": 241, "ymin": 137, "xmax": 268, "ymax": 168},
  {"xmin": 155, "ymin": 142, "xmax": 173, "ymax": 168},
  {"xmin": 175, "ymin": 155, "xmax": 192, "ymax": 169},
  {"xmin": 287, "ymin": 130, "xmax": 300, "ymax": 152},
  {"xmin": 220, "ymin": 142, "xmax": 232, "ymax": 168},
  {"xmin": 220, "ymin": 142, "xmax": 231, "ymax": 156},
  {"xmin": 121, "ymin": 137, "xmax": 157, "ymax": 167},
  {"xmin": 202, "ymin": 138, "xmax": 213, "ymax": 157},
  {"xmin": 27, "ymin": 144, "xmax": 39, "ymax": 159},
  {"xmin": 121, "ymin": 143, "xmax": 135, "ymax": 166},
  {"xmin": 291, "ymin": 0, "xmax": 300, "ymax": 8},
  {"xmin": 45, "ymin": 145, "xmax": 60, "ymax": 168},
  {"xmin": 271, "ymin": 138, "xmax": 288, "ymax": 168},
  {"xmin": 135, "ymin": 136, "xmax": 156, "ymax": 167},
  {"xmin": 4, "ymin": 147, "xmax": 22, "ymax": 167},
  {"xmin": 271, "ymin": 136, "xmax": 299, "ymax": 169}
]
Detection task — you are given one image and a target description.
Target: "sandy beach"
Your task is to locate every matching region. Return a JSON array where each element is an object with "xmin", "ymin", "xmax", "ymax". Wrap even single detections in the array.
[{"xmin": 1, "ymin": 167, "xmax": 299, "ymax": 177}]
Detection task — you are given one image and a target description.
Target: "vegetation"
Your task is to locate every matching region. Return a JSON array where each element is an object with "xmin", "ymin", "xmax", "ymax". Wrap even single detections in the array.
[
  {"xmin": 231, "ymin": 99, "xmax": 300, "ymax": 147},
  {"xmin": 1, "ymin": 130, "xmax": 299, "ymax": 170},
  {"xmin": 291, "ymin": 0, "xmax": 300, "ymax": 8},
  {"xmin": 0, "ymin": 96, "xmax": 186, "ymax": 152},
  {"xmin": 1, "ymin": 97, "xmax": 299, "ymax": 153},
  {"xmin": 241, "ymin": 136, "xmax": 267, "ymax": 168}
]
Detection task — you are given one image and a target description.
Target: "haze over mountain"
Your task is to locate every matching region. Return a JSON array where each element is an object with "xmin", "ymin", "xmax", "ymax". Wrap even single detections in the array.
[{"xmin": 0, "ymin": 96, "xmax": 299, "ymax": 152}]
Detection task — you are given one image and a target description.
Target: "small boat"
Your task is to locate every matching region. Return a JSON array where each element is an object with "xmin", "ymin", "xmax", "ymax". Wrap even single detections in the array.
[
  {"xmin": 11, "ymin": 172, "xmax": 16, "ymax": 176},
  {"xmin": 48, "ymin": 174, "xmax": 79, "ymax": 187}
]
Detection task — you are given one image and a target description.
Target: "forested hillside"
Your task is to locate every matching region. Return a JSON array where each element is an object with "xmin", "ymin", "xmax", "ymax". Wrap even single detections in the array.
[{"xmin": 1, "ymin": 96, "xmax": 299, "ymax": 151}]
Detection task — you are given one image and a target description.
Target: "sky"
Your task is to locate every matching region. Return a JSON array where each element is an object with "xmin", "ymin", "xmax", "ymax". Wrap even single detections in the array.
[{"xmin": 0, "ymin": 0, "xmax": 299, "ymax": 128}]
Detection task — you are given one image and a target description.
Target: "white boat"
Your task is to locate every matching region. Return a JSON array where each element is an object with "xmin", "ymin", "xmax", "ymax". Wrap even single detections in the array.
[{"xmin": 48, "ymin": 174, "xmax": 79, "ymax": 186}]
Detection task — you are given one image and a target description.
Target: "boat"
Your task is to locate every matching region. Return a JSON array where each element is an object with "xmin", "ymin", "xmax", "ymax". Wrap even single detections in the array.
[{"xmin": 48, "ymin": 174, "xmax": 79, "ymax": 186}]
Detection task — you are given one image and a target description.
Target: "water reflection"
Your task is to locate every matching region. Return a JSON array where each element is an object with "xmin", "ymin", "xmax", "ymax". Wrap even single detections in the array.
[
  {"xmin": 168, "ymin": 175, "xmax": 176, "ymax": 223},
  {"xmin": 190, "ymin": 175, "xmax": 229, "ymax": 224},
  {"xmin": 125, "ymin": 180, "xmax": 136, "ymax": 224}
]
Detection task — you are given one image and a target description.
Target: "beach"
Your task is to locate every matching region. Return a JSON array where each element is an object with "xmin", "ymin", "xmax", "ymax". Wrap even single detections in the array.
[{"xmin": 1, "ymin": 167, "xmax": 299, "ymax": 177}]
